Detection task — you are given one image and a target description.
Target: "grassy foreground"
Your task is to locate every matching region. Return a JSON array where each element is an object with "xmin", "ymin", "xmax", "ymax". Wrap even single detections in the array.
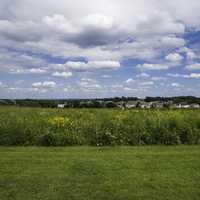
[
  {"xmin": 1, "ymin": 107, "xmax": 200, "ymax": 146},
  {"xmin": 0, "ymin": 146, "xmax": 200, "ymax": 200}
]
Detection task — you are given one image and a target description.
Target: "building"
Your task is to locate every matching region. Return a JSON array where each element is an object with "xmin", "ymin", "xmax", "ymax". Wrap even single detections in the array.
[
  {"xmin": 174, "ymin": 104, "xmax": 190, "ymax": 109},
  {"xmin": 190, "ymin": 104, "xmax": 200, "ymax": 108},
  {"xmin": 140, "ymin": 102, "xmax": 151, "ymax": 109},
  {"xmin": 57, "ymin": 104, "xmax": 65, "ymax": 108},
  {"xmin": 125, "ymin": 101, "xmax": 137, "ymax": 109}
]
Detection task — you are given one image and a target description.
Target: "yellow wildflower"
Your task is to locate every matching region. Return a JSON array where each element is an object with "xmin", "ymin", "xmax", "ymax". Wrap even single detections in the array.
[{"xmin": 48, "ymin": 116, "xmax": 70, "ymax": 128}]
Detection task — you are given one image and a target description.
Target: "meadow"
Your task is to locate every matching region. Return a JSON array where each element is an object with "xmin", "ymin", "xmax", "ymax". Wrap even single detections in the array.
[
  {"xmin": 0, "ymin": 106, "xmax": 200, "ymax": 146},
  {"xmin": 1, "ymin": 107, "xmax": 200, "ymax": 199},
  {"xmin": 0, "ymin": 146, "xmax": 200, "ymax": 200}
]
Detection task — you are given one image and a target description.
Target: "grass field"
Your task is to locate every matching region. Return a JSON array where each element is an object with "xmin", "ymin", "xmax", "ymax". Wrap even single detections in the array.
[
  {"xmin": 0, "ymin": 146, "xmax": 200, "ymax": 200},
  {"xmin": 0, "ymin": 107, "xmax": 200, "ymax": 146}
]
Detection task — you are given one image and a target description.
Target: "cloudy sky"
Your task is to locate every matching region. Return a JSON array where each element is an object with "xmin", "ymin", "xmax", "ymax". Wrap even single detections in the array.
[{"xmin": 0, "ymin": 0, "xmax": 200, "ymax": 98}]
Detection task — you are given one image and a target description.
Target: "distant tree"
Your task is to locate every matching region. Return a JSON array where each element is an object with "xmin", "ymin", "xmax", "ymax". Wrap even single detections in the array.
[
  {"xmin": 92, "ymin": 101, "xmax": 103, "ymax": 108},
  {"xmin": 105, "ymin": 101, "xmax": 118, "ymax": 108},
  {"xmin": 71, "ymin": 100, "xmax": 81, "ymax": 108},
  {"xmin": 135, "ymin": 102, "xmax": 141, "ymax": 108}
]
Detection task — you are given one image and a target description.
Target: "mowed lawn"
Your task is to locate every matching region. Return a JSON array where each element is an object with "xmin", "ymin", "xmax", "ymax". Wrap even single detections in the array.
[{"xmin": 0, "ymin": 146, "xmax": 200, "ymax": 200}]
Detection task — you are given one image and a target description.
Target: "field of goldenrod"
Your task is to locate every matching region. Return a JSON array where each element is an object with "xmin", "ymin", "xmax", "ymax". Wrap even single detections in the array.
[{"xmin": 0, "ymin": 106, "xmax": 200, "ymax": 146}]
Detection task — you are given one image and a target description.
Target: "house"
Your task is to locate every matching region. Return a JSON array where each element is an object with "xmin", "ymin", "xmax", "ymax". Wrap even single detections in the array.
[
  {"xmin": 57, "ymin": 104, "xmax": 65, "ymax": 108},
  {"xmin": 126, "ymin": 104, "xmax": 136, "ymax": 109},
  {"xmin": 174, "ymin": 104, "xmax": 182, "ymax": 109},
  {"xmin": 140, "ymin": 102, "xmax": 151, "ymax": 109},
  {"xmin": 182, "ymin": 105, "xmax": 190, "ymax": 108},
  {"xmin": 116, "ymin": 101, "xmax": 126, "ymax": 109},
  {"xmin": 151, "ymin": 101, "xmax": 164, "ymax": 109},
  {"xmin": 174, "ymin": 104, "xmax": 190, "ymax": 109},
  {"xmin": 125, "ymin": 101, "xmax": 137, "ymax": 109},
  {"xmin": 190, "ymin": 104, "xmax": 200, "ymax": 108}
]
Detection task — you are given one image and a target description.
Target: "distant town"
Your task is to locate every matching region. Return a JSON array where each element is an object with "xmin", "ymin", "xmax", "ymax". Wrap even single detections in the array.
[{"xmin": 1, "ymin": 96, "xmax": 200, "ymax": 109}]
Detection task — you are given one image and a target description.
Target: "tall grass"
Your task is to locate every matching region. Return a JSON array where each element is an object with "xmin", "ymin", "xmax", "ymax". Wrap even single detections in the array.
[{"xmin": 0, "ymin": 106, "xmax": 200, "ymax": 146}]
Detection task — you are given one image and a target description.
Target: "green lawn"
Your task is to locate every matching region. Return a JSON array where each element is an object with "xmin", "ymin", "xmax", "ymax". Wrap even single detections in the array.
[{"xmin": 0, "ymin": 146, "xmax": 200, "ymax": 200}]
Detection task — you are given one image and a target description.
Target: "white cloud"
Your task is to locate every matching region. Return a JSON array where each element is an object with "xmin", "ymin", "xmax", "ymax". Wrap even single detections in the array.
[
  {"xmin": 186, "ymin": 63, "xmax": 200, "ymax": 70},
  {"xmin": 151, "ymin": 77, "xmax": 166, "ymax": 81},
  {"xmin": 125, "ymin": 78, "xmax": 135, "ymax": 83},
  {"xmin": 43, "ymin": 14, "xmax": 78, "ymax": 34},
  {"xmin": 101, "ymin": 75, "xmax": 112, "ymax": 78},
  {"xmin": 136, "ymin": 73, "xmax": 150, "ymax": 78},
  {"xmin": 139, "ymin": 81, "xmax": 154, "ymax": 86},
  {"xmin": 165, "ymin": 53, "xmax": 183, "ymax": 62},
  {"xmin": 171, "ymin": 83, "xmax": 182, "ymax": 87},
  {"xmin": 167, "ymin": 73, "xmax": 185, "ymax": 78},
  {"xmin": 82, "ymin": 14, "xmax": 115, "ymax": 30},
  {"xmin": 186, "ymin": 52, "xmax": 197, "ymax": 60},
  {"xmin": 188, "ymin": 73, "xmax": 200, "ymax": 79},
  {"xmin": 10, "ymin": 68, "xmax": 47, "ymax": 74},
  {"xmin": 79, "ymin": 79, "xmax": 102, "ymax": 90},
  {"xmin": 1, "ymin": 0, "xmax": 200, "ymax": 98},
  {"xmin": 63, "ymin": 88, "xmax": 69, "ymax": 92},
  {"xmin": 52, "ymin": 71, "xmax": 73, "ymax": 78},
  {"xmin": 64, "ymin": 61, "xmax": 87, "ymax": 70},
  {"xmin": 160, "ymin": 36, "xmax": 185, "ymax": 48},
  {"xmin": 32, "ymin": 81, "xmax": 56, "ymax": 89},
  {"xmin": 123, "ymin": 87, "xmax": 136, "ymax": 91},
  {"xmin": 178, "ymin": 47, "xmax": 197, "ymax": 60},
  {"xmin": 0, "ymin": 81, "xmax": 7, "ymax": 88},
  {"xmin": 1, "ymin": 0, "xmax": 199, "ymax": 29},
  {"xmin": 163, "ymin": 0, "xmax": 200, "ymax": 28},
  {"xmin": 0, "ymin": 1, "xmax": 190, "ymax": 59},
  {"xmin": 64, "ymin": 60, "xmax": 120, "ymax": 70},
  {"xmin": 136, "ymin": 63, "xmax": 170, "ymax": 70},
  {"xmin": 167, "ymin": 73, "xmax": 200, "ymax": 79},
  {"xmin": 78, "ymin": 78, "xmax": 102, "ymax": 90}
]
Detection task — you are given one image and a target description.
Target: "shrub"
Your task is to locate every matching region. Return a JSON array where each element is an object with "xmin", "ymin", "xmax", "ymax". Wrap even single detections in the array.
[{"xmin": 0, "ymin": 107, "xmax": 200, "ymax": 146}]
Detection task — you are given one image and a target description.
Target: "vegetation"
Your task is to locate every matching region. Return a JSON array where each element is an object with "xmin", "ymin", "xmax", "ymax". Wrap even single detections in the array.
[
  {"xmin": 0, "ymin": 96, "xmax": 200, "ymax": 108},
  {"xmin": 0, "ymin": 146, "xmax": 200, "ymax": 200},
  {"xmin": 0, "ymin": 107, "xmax": 200, "ymax": 146}
]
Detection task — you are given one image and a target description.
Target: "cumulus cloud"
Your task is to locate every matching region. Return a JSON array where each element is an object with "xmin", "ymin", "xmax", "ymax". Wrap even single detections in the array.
[
  {"xmin": 32, "ymin": 81, "xmax": 56, "ymax": 89},
  {"xmin": 42, "ymin": 14, "xmax": 78, "ymax": 34},
  {"xmin": 139, "ymin": 81, "xmax": 154, "ymax": 86},
  {"xmin": 159, "ymin": 36, "xmax": 185, "ymax": 48},
  {"xmin": 0, "ymin": 20, "xmax": 45, "ymax": 42},
  {"xmin": 178, "ymin": 47, "xmax": 197, "ymax": 60},
  {"xmin": 186, "ymin": 63, "xmax": 200, "ymax": 70},
  {"xmin": 186, "ymin": 52, "xmax": 197, "ymax": 60},
  {"xmin": 125, "ymin": 78, "xmax": 135, "ymax": 83},
  {"xmin": 0, "ymin": 49, "xmax": 49, "ymax": 74},
  {"xmin": 188, "ymin": 73, "xmax": 200, "ymax": 79},
  {"xmin": 81, "ymin": 14, "xmax": 114, "ymax": 30},
  {"xmin": 101, "ymin": 75, "xmax": 112, "ymax": 78},
  {"xmin": 52, "ymin": 71, "xmax": 73, "ymax": 78},
  {"xmin": 151, "ymin": 77, "xmax": 166, "ymax": 81},
  {"xmin": 1, "ymin": 0, "xmax": 200, "ymax": 98},
  {"xmin": 167, "ymin": 73, "xmax": 200, "ymax": 79},
  {"xmin": 0, "ymin": 1, "xmax": 191, "ymax": 50},
  {"xmin": 10, "ymin": 68, "xmax": 47, "ymax": 74},
  {"xmin": 165, "ymin": 53, "xmax": 183, "ymax": 62},
  {"xmin": 63, "ymin": 60, "xmax": 120, "ymax": 70},
  {"xmin": 171, "ymin": 83, "xmax": 182, "ymax": 87},
  {"xmin": 78, "ymin": 78, "xmax": 102, "ymax": 91},
  {"xmin": 136, "ymin": 73, "xmax": 150, "ymax": 78},
  {"xmin": 136, "ymin": 63, "xmax": 170, "ymax": 70}
]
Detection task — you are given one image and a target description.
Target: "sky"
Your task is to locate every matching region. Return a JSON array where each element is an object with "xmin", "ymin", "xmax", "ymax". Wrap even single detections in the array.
[{"xmin": 0, "ymin": 0, "xmax": 200, "ymax": 99}]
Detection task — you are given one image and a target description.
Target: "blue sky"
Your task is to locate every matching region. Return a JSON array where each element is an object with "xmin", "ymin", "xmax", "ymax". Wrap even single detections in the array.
[{"xmin": 0, "ymin": 0, "xmax": 200, "ymax": 98}]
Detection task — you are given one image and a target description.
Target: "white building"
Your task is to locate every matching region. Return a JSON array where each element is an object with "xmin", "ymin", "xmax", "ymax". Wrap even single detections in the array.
[
  {"xmin": 57, "ymin": 104, "xmax": 65, "ymax": 108},
  {"xmin": 191, "ymin": 104, "xmax": 200, "ymax": 108}
]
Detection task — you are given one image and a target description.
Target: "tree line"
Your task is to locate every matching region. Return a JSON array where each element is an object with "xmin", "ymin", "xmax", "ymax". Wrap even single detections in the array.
[{"xmin": 0, "ymin": 96, "xmax": 200, "ymax": 108}]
